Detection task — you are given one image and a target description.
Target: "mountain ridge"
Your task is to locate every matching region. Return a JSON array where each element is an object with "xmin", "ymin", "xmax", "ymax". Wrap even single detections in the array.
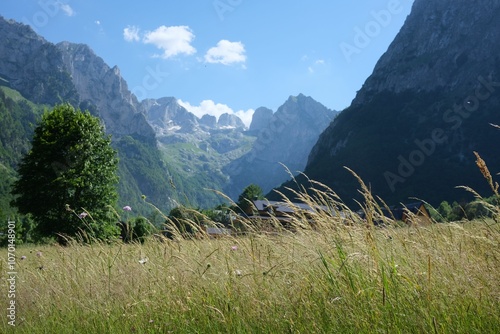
[
  {"xmin": 276, "ymin": 0, "xmax": 500, "ymax": 207},
  {"xmin": 226, "ymin": 93, "xmax": 337, "ymax": 198},
  {"xmin": 0, "ymin": 16, "xmax": 337, "ymax": 216}
]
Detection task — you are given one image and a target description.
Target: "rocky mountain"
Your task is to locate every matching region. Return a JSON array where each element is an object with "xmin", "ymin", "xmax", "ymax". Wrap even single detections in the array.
[
  {"xmin": 276, "ymin": 0, "xmax": 500, "ymax": 206},
  {"xmin": 142, "ymin": 97, "xmax": 200, "ymax": 139},
  {"xmin": 56, "ymin": 42, "xmax": 155, "ymax": 140},
  {"xmin": 0, "ymin": 16, "xmax": 180, "ymax": 214},
  {"xmin": 0, "ymin": 18, "xmax": 78, "ymax": 106},
  {"xmin": 200, "ymin": 114, "xmax": 217, "ymax": 129},
  {"xmin": 218, "ymin": 113, "xmax": 246, "ymax": 129},
  {"xmin": 225, "ymin": 94, "xmax": 337, "ymax": 198},
  {"xmin": 249, "ymin": 107, "xmax": 273, "ymax": 133},
  {"xmin": 0, "ymin": 16, "xmax": 339, "ymax": 217},
  {"xmin": 138, "ymin": 96, "xmax": 255, "ymax": 206}
]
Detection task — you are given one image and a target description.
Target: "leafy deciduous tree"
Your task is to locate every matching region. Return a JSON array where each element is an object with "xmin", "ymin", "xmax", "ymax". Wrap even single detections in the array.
[
  {"xmin": 237, "ymin": 184, "xmax": 264, "ymax": 215},
  {"xmin": 11, "ymin": 104, "xmax": 119, "ymax": 243}
]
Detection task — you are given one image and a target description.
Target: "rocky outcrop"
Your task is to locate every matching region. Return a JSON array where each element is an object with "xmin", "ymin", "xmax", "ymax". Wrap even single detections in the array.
[
  {"xmin": 0, "ymin": 17, "xmax": 178, "ymax": 213},
  {"xmin": 249, "ymin": 107, "xmax": 273, "ymax": 133},
  {"xmin": 0, "ymin": 17, "xmax": 79, "ymax": 105},
  {"xmin": 141, "ymin": 97, "xmax": 199, "ymax": 136},
  {"xmin": 218, "ymin": 113, "xmax": 246, "ymax": 129},
  {"xmin": 225, "ymin": 94, "xmax": 336, "ymax": 198},
  {"xmin": 57, "ymin": 42, "xmax": 155, "ymax": 141},
  {"xmin": 200, "ymin": 114, "xmax": 217, "ymax": 129}
]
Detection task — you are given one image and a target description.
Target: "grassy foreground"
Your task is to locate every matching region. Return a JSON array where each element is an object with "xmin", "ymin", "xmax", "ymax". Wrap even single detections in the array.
[{"xmin": 1, "ymin": 217, "xmax": 499, "ymax": 333}]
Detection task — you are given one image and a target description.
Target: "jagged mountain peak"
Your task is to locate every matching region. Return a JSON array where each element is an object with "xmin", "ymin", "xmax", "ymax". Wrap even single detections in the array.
[
  {"xmin": 218, "ymin": 113, "xmax": 245, "ymax": 129},
  {"xmin": 249, "ymin": 107, "xmax": 273, "ymax": 132},
  {"xmin": 0, "ymin": 16, "xmax": 79, "ymax": 106},
  {"xmin": 0, "ymin": 15, "xmax": 45, "ymax": 43},
  {"xmin": 56, "ymin": 40, "xmax": 154, "ymax": 140},
  {"xmin": 224, "ymin": 95, "xmax": 337, "ymax": 198}
]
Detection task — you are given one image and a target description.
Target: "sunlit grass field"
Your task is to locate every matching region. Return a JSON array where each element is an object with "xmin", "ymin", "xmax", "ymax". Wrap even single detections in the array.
[
  {"xmin": 1, "ymin": 212, "xmax": 499, "ymax": 333},
  {"xmin": 2, "ymin": 165, "xmax": 500, "ymax": 333}
]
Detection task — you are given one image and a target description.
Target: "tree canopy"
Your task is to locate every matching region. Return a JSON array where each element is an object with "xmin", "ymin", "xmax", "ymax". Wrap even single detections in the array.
[
  {"xmin": 11, "ymin": 104, "xmax": 119, "ymax": 243},
  {"xmin": 237, "ymin": 184, "xmax": 264, "ymax": 215}
]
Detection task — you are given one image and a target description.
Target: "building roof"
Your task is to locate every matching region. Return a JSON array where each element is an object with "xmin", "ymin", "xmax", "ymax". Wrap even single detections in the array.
[{"xmin": 252, "ymin": 200, "xmax": 331, "ymax": 215}]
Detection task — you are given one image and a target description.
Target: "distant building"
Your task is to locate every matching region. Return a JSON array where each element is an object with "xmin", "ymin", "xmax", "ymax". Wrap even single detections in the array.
[{"xmin": 245, "ymin": 199, "xmax": 346, "ymax": 230}]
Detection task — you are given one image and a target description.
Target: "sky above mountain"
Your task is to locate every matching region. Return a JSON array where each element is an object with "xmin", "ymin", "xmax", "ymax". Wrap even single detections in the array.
[{"xmin": 2, "ymin": 0, "xmax": 414, "ymax": 125}]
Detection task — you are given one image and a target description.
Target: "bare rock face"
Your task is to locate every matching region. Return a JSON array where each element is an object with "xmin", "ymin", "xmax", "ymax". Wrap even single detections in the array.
[
  {"xmin": 200, "ymin": 114, "xmax": 217, "ymax": 129},
  {"xmin": 353, "ymin": 0, "xmax": 500, "ymax": 105},
  {"xmin": 225, "ymin": 94, "xmax": 337, "ymax": 198},
  {"xmin": 287, "ymin": 0, "xmax": 500, "ymax": 206},
  {"xmin": 0, "ymin": 17, "xmax": 154, "ymax": 141},
  {"xmin": 249, "ymin": 107, "xmax": 273, "ymax": 133},
  {"xmin": 0, "ymin": 17, "xmax": 78, "ymax": 105},
  {"xmin": 56, "ymin": 42, "xmax": 155, "ymax": 141},
  {"xmin": 218, "ymin": 113, "xmax": 246, "ymax": 129},
  {"xmin": 141, "ymin": 97, "xmax": 200, "ymax": 136}
]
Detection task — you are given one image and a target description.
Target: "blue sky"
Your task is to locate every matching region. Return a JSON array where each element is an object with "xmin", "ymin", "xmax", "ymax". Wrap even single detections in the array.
[{"xmin": 2, "ymin": 0, "xmax": 414, "ymax": 126}]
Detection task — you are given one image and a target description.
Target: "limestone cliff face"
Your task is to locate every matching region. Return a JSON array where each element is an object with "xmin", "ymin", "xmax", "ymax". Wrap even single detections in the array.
[
  {"xmin": 0, "ymin": 17, "xmax": 78, "ymax": 105},
  {"xmin": 225, "ymin": 94, "xmax": 336, "ymax": 197},
  {"xmin": 0, "ymin": 17, "xmax": 155, "ymax": 141},
  {"xmin": 200, "ymin": 114, "xmax": 217, "ymax": 129},
  {"xmin": 218, "ymin": 113, "xmax": 245, "ymax": 129},
  {"xmin": 353, "ymin": 0, "xmax": 500, "ymax": 105},
  {"xmin": 141, "ymin": 97, "xmax": 199, "ymax": 136},
  {"xmin": 0, "ymin": 17, "xmax": 176, "ymax": 213},
  {"xmin": 249, "ymin": 107, "xmax": 273, "ymax": 133},
  {"xmin": 57, "ymin": 42, "xmax": 155, "ymax": 141},
  {"xmin": 293, "ymin": 0, "xmax": 500, "ymax": 206}
]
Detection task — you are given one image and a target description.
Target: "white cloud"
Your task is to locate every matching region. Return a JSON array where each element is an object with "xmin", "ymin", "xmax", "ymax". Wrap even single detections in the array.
[
  {"xmin": 308, "ymin": 59, "xmax": 326, "ymax": 74},
  {"xmin": 123, "ymin": 25, "xmax": 140, "ymax": 42},
  {"xmin": 178, "ymin": 99, "xmax": 254, "ymax": 128},
  {"xmin": 59, "ymin": 3, "xmax": 75, "ymax": 17},
  {"xmin": 234, "ymin": 109, "xmax": 255, "ymax": 128},
  {"xmin": 143, "ymin": 25, "xmax": 196, "ymax": 59},
  {"xmin": 95, "ymin": 20, "xmax": 101, "ymax": 26},
  {"xmin": 204, "ymin": 40, "xmax": 246, "ymax": 66}
]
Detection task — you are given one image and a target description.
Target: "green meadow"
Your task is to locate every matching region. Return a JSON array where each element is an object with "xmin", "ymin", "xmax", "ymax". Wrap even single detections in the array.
[{"xmin": 1, "ymin": 202, "xmax": 499, "ymax": 333}]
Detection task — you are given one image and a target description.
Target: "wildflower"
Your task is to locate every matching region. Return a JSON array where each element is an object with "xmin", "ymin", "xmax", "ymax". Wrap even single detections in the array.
[
  {"xmin": 231, "ymin": 245, "xmax": 238, "ymax": 251},
  {"xmin": 123, "ymin": 205, "xmax": 132, "ymax": 211},
  {"xmin": 20, "ymin": 255, "xmax": 27, "ymax": 260},
  {"xmin": 36, "ymin": 251, "xmax": 42, "ymax": 257},
  {"xmin": 78, "ymin": 212, "xmax": 88, "ymax": 219},
  {"xmin": 139, "ymin": 257, "xmax": 148, "ymax": 264},
  {"xmin": 234, "ymin": 269, "xmax": 242, "ymax": 276}
]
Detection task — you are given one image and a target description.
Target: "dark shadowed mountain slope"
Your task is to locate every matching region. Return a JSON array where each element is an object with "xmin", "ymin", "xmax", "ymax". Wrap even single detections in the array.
[{"xmin": 274, "ymin": 0, "xmax": 500, "ymax": 207}]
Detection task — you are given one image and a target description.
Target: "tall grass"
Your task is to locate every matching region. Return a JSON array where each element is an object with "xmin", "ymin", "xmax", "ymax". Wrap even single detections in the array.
[{"xmin": 1, "ymin": 175, "xmax": 499, "ymax": 333}]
